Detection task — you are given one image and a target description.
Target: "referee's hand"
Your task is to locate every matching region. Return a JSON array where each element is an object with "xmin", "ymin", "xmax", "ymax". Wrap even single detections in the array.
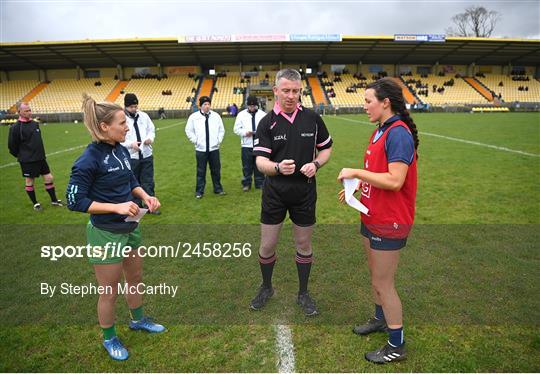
[
  {"xmin": 300, "ymin": 162, "xmax": 317, "ymax": 178},
  {"xmin": 280, "ymin": 159, "xmax": 296, "ymax": 175}
]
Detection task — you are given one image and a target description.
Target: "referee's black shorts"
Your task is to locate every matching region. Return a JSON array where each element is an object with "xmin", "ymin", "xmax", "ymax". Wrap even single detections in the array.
[
  {"xmin": 20, "ymin": 160, "xmax": 50, "ymax": 178},
  {"xmin": 261, "ymin": 175, "xmax": 316, "ymax": 226}
]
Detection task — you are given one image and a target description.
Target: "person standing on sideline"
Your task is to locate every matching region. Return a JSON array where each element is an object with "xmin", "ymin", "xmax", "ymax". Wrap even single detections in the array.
[
  {"xmin": 8, "ymin": 101, "xmax": 63, "ymax": 211},
  {"xmin": 338, "ymin": 77, "xmax": 418, "ymax": 364},
  {"xmin": 250, "ymin": 68, "xmax": 333, "ymax": 316},
  {"xmin": 121, "ymin": 93, "xmax": 160, "ymax": 215},
  {"xmin": 185, "ymin": 96, "xmax": 226, "ymax": 199},
  {"xmin": 233, "ymin": 96, "xmax": 266, "ymax": 191},
  {"xmin": 67, "ymin": 94, "xmax": 165, "ymax": 361}
]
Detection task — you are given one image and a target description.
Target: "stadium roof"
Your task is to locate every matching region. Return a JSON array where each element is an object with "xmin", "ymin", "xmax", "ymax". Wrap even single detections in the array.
[{"xmin": 1, "ymin": 36, "xmax": 539, "ymax": 71}]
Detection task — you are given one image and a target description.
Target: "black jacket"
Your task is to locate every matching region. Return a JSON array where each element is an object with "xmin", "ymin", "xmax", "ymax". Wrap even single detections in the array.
[{"xmin": 8, "ymin": 120, "xmax": 46, "ymax": 163}]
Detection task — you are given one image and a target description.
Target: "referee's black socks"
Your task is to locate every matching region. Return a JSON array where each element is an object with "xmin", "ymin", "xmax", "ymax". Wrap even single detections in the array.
[
  {"xmin": 45, "ymin": 182, "xmax": 58, "ymax": 202},
  {"xmin": 25, "ymin": 185, "xmax": 38, "ymax": 204},
  {"xmin": 296, "ymin": 252, "xmax": 313, "ymax": 294},
  {"xmin": 259, "ymin": 253, "xmax": 277, "ymax": 289}
]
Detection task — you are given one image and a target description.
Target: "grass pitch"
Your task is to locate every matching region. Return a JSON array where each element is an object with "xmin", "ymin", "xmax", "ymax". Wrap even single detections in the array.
[{"xmin": 0, "ymin": 113, "xmax": 538, "ymax": 371}]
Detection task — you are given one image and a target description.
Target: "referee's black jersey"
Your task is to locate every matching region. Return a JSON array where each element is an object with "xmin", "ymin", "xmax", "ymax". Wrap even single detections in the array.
[{"xmin": 253, "ymin": 103, "xmax": 332, "ymax": 178}]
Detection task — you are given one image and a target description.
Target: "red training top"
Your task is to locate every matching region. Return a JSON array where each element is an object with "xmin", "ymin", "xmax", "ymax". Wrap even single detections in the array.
[{"xmin": 360, "ymin": 120, "xmax": 417, "ymax": 239}]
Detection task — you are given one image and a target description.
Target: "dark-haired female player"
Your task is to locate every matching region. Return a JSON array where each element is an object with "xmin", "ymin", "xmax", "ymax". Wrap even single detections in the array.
[{"xmin": 338, "ymin": 77, "xmax": 419, "ymax": 364}]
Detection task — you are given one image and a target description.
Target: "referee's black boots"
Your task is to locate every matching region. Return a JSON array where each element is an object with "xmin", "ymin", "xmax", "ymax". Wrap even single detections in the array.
[
  {"xmin": 297, "ymin": 292, "xmax": 319, "ymax": 316},
  {"xmin": 249, "ymin": 285, "xmax": 274, "ymax": 310}
]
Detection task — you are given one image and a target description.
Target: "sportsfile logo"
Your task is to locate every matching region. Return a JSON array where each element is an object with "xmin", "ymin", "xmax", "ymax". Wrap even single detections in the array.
[
  {"xmin": 40, "ymin": 242, "xmax": 253, "ymax": 261},
  {"xmin": 41, "ymin": 242, "xmax": 131, "ymax": 262}
]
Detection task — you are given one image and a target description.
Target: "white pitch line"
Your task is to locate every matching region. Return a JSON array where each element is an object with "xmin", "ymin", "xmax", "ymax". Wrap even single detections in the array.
[
  {"xmin": 0, "ymin": 120, "xmax": 185, "ymax": 169},
  {"xmin": 274, "ymin": 324, "xmax": 296, "ymax": 373},
  {"xmin": 335, "ymin": 116, "xmax": 540, "ymax": 158}
]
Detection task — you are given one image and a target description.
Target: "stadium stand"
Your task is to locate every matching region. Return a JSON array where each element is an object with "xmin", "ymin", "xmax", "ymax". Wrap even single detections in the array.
[
  {"xmin": 30, "ymin": 78, "xmax": 116, "ymax": 113},
  {"xmin": 402, "ymin": 74, "xmax": 489, "ymax": 105},
  {"xmin": 196, "ymin": 78, "xmax": 213, "ymax": 103},
  {"xmin": 300, "ymin": 79, "xmax": 314, "ymax": 109},
  {"xmin": 321, "ymin": 73, "xmax": 363, "ymax": 108},
  {"xmin": 0, "ymin": 79, "xmax": 40, "ymax": 111},
  {"xmin": 307, "ymin": 76, "xmax": 328, "ymax": 106},
  {"xmin": 211, "ymin": 72, "xmax": 246, "ymax": 109},
  {"xmin": 476, "ymin": 74, "xmax": 540, "ymax": 103},
  {"xmin": 114, "ymin": 76, "xmax": 196, "ymax": 111},
  {"xmin": 463, "ymin": 77, "xmax": 494, "ymax": 101},
  {"xmin": 211, "ymin": 71, "xmax": 285, "ymax": 109},
  {"xmin": 391, "ymin": 78, "xmax": 418, "ymax": 105},
  {"xmin": 105, "ymin": 80, "xmax": 129, "ymax": 102},
  {"xmin": 1, "ymin": 36, "xmax": 538, "ymax": 116}
]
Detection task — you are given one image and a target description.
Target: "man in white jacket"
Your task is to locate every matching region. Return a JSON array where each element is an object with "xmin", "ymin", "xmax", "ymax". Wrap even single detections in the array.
[
  {"xmin": 233, "ymin": 96, "xmax": 266, "ymax": 191},
  {"xmin": 121, "ymin": 93, "xmax": 160, "ymax": 214},
  {"xmin": 185, "ymin": 96, "xmax": 226, "ymax": 199}
]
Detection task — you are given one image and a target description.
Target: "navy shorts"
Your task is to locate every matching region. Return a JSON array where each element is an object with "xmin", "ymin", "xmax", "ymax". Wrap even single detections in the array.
[
  {"xmin": 20, "ymin": 160, "xmax": 50, "ymax": 178},
  {"xmin": 361, "ymin": 223, "xmax": 407, "ymax": 250},
  {"xmin": 261, "ymin": 176, "xmax": 316, "ymax": 226}
]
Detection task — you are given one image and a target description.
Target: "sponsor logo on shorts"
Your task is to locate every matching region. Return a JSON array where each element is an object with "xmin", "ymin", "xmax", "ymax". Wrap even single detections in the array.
[{"xmin": 371, "ymin": 236, "xmax": 382, "ymax": 242}]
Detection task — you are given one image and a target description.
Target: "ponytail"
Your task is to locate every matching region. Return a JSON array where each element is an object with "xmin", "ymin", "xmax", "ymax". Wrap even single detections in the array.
[
  {"xmin": 398, "ymin": 108, "xmax": 419, "ymax": 152},
  {"xmin": 81, "ymin": 93, "xmax": 122, "ymax": 142}
]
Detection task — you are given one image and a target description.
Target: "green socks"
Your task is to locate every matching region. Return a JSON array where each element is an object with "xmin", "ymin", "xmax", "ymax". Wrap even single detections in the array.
[
  {"xmin": 130, "ymin": 305, "xmax": 144, "ymax": 321},
  {"xmin": 102, "ymin": 325, "xmax": 116, "ymax": 340},
  {"xmin": 101, "ymin": 305, "xmax": 143, "ymax": 340}
]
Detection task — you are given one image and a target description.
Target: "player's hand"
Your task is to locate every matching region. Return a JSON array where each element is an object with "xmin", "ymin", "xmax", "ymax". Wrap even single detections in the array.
[
  {"xmin": 132, "ymin": 141, "xmax": 141, "ymax": 151},
  {"xmin": 246, "ymin": 131, "xmax": 253, "ymax": 137},
  {"xmin": 116, "ymin": 201, "xmax": 140, "ymax": 216},
  {"xmin": 143, "ymin": 138, "xmax": 152, "ymax": 145},
  {"xmin": 143, "ymin": 196, "xmax": 161, "ymax": 212},
  {"xmin": 338, "ymin": 188, "xmax": 346, "ymax": 203},
  {"xmin": 279, "ymin": 159, "xmax": 296, "ymax": 175},
  {"xmin": 300, "ymin": 162, "xmax": 317, "ymax": 178},
  {"xmin": 337, "ymin": 168, "xmax": 358, "ymax": 182}
]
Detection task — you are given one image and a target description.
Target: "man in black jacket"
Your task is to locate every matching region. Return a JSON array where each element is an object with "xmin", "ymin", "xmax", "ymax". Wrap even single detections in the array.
[{"xmin": 8, "ymin": 102, "xmax": 62, "ymax": 211}]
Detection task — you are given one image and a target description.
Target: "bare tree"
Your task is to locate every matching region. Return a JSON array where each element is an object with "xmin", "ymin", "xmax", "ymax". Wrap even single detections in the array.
[{"xmin": 446, "ymin": 6, "xmax": 500, "ymax": 37}]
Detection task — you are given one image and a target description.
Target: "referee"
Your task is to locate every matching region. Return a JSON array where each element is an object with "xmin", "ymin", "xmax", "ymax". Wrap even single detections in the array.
[
  {"xmin": 8, "ymin": 101, "xmax": 63, "ymax": 211},
  {"xmin": 250, "ymin": 68, "xmax": 333, "ymax": 316}
]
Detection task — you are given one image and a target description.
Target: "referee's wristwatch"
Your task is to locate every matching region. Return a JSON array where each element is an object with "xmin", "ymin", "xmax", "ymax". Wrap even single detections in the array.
[
  {"xmin": 313, "ymin": 160, "xmax": 321, "ymax": 170},
  {"xmin": 274, "ymin": 162, "xmax": 281, "ymax": 175}
]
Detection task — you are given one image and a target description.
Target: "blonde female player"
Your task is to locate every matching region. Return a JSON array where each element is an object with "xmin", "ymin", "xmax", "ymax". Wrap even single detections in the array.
[
  {"xmin": 338, "ymin": 77, "xmax": 418, "ymax": 364},
  {"xmin": 66, "ymin": 94, "xmax": 165, "ymax": 361}
]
